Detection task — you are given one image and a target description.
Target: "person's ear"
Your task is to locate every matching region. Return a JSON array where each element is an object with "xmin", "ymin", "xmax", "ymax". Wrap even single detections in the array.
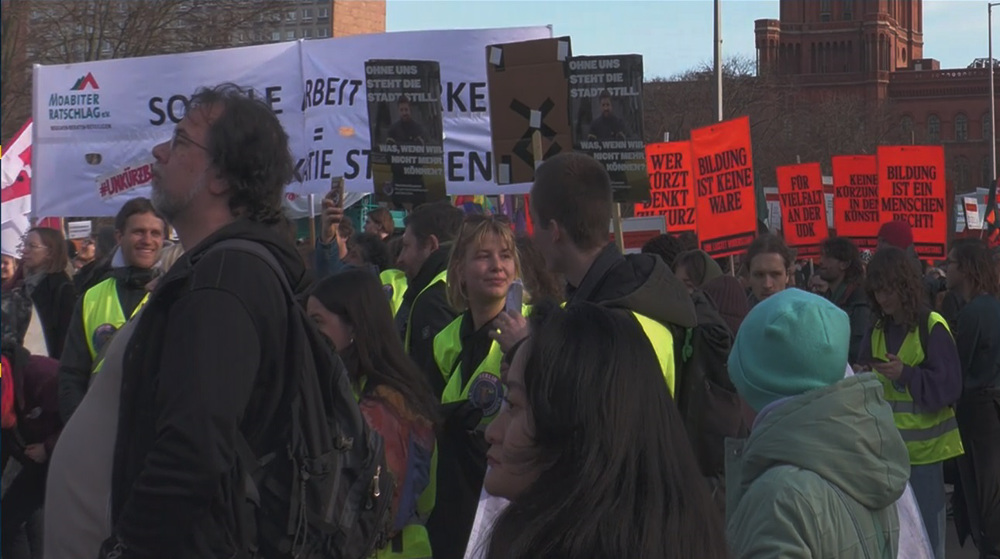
[
  {"xmin": 549, "ymin": 220, "xmax": 563, "ymax": 244},
  {"xmin": 426, "ymin": 234, "xmax": 441, "ymax": 253}
]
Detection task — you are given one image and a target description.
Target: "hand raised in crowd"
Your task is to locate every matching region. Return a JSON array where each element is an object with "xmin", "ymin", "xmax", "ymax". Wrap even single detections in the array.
[
  {"xmin": 872, "ymin": 353, "xmax": 904, "ymax": 381},
  {"xmin": 321, "ymin": 197, "xmax": 345, "ymax": 244},
  {"xmin": 489, "ymin": 310, "xmax": 529, "ymax": 354},
  {"xmin": 24, "ymin": 443, "xmax": 48, "ymax": 464}
]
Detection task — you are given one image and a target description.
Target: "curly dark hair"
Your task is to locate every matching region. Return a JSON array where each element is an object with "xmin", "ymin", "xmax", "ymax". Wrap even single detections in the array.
[
  {"xmin": 952, "ymin": 239, "xmax": 1000, "ymax": 298},
  {"xmin": 188, "ymin": 83, "xmax": 293, "ymax": 224},
  {"xmin": 641, "ymin": 234, "xmax": 685, "ymax": 268},
  {"xmin": 821, "ymin": 236, "xmax": 865, "ymax": 284},
  {"xmin": 865, "ymin": 247, "xmax": 927, "ymax": 331}
]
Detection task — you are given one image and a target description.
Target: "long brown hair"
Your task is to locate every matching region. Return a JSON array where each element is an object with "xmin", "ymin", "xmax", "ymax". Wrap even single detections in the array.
[
  {"xmin": 865, "ymin": 247, "xmax": 926, "ymax": 332},
  {"xmin": 26, "ymin": 227, "xmax": 69, "ymax": 274}
]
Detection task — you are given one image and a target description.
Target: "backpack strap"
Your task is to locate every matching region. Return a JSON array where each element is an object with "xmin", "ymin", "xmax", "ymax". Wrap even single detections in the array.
[
  {"xmin": 917, "ymin": 308, "xmax": 931, "ymax": 356},
  {"xmin": 208, "ymin": 239, "xmax": 297, "ymax": 302}
]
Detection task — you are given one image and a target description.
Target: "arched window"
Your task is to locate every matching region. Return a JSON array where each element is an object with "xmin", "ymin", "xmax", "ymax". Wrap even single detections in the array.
[
  {"xmin": 899, "ymin": 115, "xmax": 914, "ymax": 138},
  {"xmin": 955, "ymin": 113, "xmax": 968, "ymax": 142},
  {"xmin": 927, "ymin": 114, "xmax": 941, "ymax": 143},
  {"xmin": 983, "ymin": 113, "xmax": 993, "ymax": 140}
]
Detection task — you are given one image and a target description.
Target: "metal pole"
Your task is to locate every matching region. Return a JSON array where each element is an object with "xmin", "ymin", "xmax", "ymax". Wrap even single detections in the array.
[
  {"xmin": 715, "ymin": 0, "xmax": 724, "ymax": 122},
  {"xmin": 991, "ymin": 4, "xmax": 997, "ymax": 182}
]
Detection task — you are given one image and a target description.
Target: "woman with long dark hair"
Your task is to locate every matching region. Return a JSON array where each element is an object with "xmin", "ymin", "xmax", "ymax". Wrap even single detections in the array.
[
  {"xmin": 856, "ymin": 247, "xmax": 963, "ymax": 559},
  {"xmin": 8, "ymin": 228, "xmax": 76, "ymax": 358},
  {"xmin": 482, "ymin": 302, "xmax": 727, "ymax": 559},
  {"xmin": 307, "ymin": 268, "xmax": 439, "ymax": 559}
]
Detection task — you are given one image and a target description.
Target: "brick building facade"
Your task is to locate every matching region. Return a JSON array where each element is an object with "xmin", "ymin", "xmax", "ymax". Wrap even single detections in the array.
[{"xmin": 755, "ymin": 0, "xmax": 997, "ymax": 194}]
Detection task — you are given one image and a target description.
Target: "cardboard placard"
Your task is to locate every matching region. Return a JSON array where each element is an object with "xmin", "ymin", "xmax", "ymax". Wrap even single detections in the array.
[
  {"xmin": 964, "ymin": 196, "xmax": 982, "ymax": 230},
  {"xmin": 486, "ymin": 37, "xmax": 573, "ymax": 185},
  {"xmin": 633, "ymin": 141, "xmax": 696, "ymax": 233},
  {"xmin": 607, "ymin": 216, "xmax": 667, "ymax": 254},
  {"xmin": 877, "ymin": 145, "xmax": 948, "ymax": 258},
  {"xmin": 568, "ymin": 54, "xmax": 648, "ymax": 202},
  {"xmin": 691, "ymin": 115, "xmax": 758, "ymax": 257},
  {"xmin": 365, "ymin": 59, "xmax": 446, "ymax": 205},
  {"xmin": 776, "ymin": 162, "xmax": 828, "ymax": 258},
  {"xmin": 832, "ymin": 155, "xmax": 879, "ymax": 249}
]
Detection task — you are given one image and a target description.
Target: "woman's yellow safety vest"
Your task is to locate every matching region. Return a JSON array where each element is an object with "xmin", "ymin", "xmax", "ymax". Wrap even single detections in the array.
[
  {"xmin": 82, "ymin": 278, "xmax": 148, "ymax": 366},
  {"xmin": 871, "ymin": 312, "xmax": 964, "ymax": 466},
  {"xmin": 433, "ymin": 308, "xmax": 530, "ymax": 427}
]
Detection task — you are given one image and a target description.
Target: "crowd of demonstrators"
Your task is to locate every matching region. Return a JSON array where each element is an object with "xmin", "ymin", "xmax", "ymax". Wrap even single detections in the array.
[
  {"xmin": 857, "ymin": 247, "xmax": 964, "ymax": 559},
  {"xmin": 57, "ymin": 198, "xmax": 166, "ymax": 422},
  {"xmin": 307, "ymin": 269, "xmax": 438, "ymax": 559},
  {"xmin": 2, "ymin": 80, "xmax": 997, "ymax": 559}
]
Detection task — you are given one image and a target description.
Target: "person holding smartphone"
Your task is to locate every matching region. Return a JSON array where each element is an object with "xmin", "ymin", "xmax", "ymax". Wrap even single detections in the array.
[
  {"xmin": 426, "ymin": 214, "xmax": 524, "ymax": 559},
  {"xmin": 314, "ymin": 177, "xmax": 351, "ymax": 279},
  {"xmin": 855, "ymin": 247, "xmax": 963, "ymax": 559}
]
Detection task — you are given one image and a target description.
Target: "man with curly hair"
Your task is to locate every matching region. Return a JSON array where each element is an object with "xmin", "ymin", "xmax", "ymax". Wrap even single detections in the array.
[{"xmin": 45, "ymin": 84, "xmax": 311, "ymax": 559}]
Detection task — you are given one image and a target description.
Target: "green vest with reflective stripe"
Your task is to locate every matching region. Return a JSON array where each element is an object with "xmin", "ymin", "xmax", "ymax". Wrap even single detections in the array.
[
  {"xmin": 871, "ymin": 312, "xmax": 964, "ymax": 465},
  {"xmin": 433, "ymin": 309, "xmax": 530, "ymax": 428},
  {"xmin": 82, "ymin": 277, "xmax": 148, "ymax": 366},
  {"xmin": 404, "ymin": 271, "xmax": 448, "ymax": 354},
  {"xmin": 380, "ymin": 269, "xmax": 408, "ymax": 318},
  {"xmin": 352, "ymin": 377, "xmax": 437, "ymax": 559}
]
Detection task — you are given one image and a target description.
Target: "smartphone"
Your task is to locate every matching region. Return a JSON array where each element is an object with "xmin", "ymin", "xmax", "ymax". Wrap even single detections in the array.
[
  {"xmin": 506, "ymin": 279, "xmax": 524, "ymax": 315},
  {"xmin": 327, "ymin": 176, "xmax": 345, "ymax": 208}
]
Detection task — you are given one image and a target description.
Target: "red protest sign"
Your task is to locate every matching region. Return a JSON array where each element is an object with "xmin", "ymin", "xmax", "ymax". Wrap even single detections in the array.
[
  {"xmin": 832, "ymin": 155, "xmax": 879, "ymax": 250},
  {"xmin": 877, "ymin": 145, "xmax": 948, "ymax": 258},
  {"xmin": 691, "ymin": 115, "xmax": 757, "ymax": 257},
  {"xmin": 633, "ymin": 141, "xmax": 696, "ymax": 233},
  {"xmin": 776, "ymin": 162, "xmax": 828, "ymax": 258}
]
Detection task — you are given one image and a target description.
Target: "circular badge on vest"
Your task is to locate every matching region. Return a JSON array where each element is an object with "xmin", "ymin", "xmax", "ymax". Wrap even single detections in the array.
[
  {"xmin": 468, "ymin": 372, "xmax": 502, "ymax": 418},
  {"xmin": 383, "ymin": 283, "xmax": 394, "ymax": 300},
  {"xmin": 382, "ymin": 181, "xmax": 394, "ymax": 196},
  {"xmin": 92, "ymin": 323, "xmax": 118, "ymax": 355}
]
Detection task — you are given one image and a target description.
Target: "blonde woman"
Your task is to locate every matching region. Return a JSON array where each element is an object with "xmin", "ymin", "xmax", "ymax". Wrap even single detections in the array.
[{"xmin": 426, "ymin": 215, "xmax": 522, "ymax": 559}]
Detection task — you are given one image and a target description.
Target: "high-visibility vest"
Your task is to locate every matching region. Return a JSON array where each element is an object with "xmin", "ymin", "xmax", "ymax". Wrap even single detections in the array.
[
  {"xmin": 559, "ymin": 303, "xmax": 676, "ymax": 396},
  {"xmin": 353, "ymin": 377, "xmax": 437, "ymax": 559},
  {"xmin": 632, "ymin": 311, "xmax": 676, "ymax": 396},
  {"xmin": 82, "ymin": 278, "xmax": 148, "ymax": 367},
  {"xmin": 403, "ymin": 271, "xmax": 447, "ymax": 354},
  {"xmin": 871, "ymin": 312, "xmax": 964, "ymax": 465},
  {"xmin": 433, "ymin": 307, "xmax": 529, "ymax": 428},
  {"xmin": 380, "ymin": 269, "xmax": 408, "ymax": 318}
]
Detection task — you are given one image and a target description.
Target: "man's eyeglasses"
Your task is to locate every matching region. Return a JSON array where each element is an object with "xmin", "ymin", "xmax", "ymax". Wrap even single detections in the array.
[{"xmin": 169, "ymin": 131, "xmax": 210, "ymax": 153}]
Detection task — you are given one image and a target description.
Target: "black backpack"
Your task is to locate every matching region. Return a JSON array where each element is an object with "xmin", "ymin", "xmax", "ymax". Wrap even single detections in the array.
[
  {"xmin": 214, "ymin": 240, "xmax": 395, "ymax": 559},
  {"xmin": 672, "ymin": 291, "xmax": 751, "ymax": 495}
]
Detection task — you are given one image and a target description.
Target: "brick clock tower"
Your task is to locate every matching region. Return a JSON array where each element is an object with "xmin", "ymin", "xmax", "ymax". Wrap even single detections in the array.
[{"xmin": 755, "ymin": 0, "xmax": 924, "ymax": 100}]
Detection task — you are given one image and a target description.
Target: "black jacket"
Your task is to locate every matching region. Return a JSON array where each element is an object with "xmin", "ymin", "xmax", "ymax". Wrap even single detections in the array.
[
  {"xmin": 395, "ymin": 246, "xmax": 457, "ymax": 397},
  {"xmin": 108, "ymin": 219, "xmax": 309, "ymax": 558},
  {"xmin": 567, "ymin": 243, "xmax": 697, "ymax": 330},
  {"xmin": 28, "ymin": 272, "xmax": 76, "ymax": 359},
  {"xmin": 58, "ymin": 267, "xmax": 154, "ymax": 423}
]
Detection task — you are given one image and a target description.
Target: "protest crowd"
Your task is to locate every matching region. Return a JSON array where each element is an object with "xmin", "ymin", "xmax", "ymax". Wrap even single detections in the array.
[{"xmin": 1, "ymin": 30, "xmax": 1000, "ymax": 559}]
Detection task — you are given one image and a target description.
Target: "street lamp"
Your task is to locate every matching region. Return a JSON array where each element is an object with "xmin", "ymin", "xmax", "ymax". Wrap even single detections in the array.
[{"xmin": 990, "ymin": 3, "xmax": 1000, "ymax": 182}]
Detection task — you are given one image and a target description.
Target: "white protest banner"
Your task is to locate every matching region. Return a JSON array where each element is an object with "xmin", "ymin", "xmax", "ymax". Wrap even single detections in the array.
[
  {"xmin": 300, "ymin": 26, "xmax": 550, "ymax": 197},
  {"xmin": 33, "ymin": 27, "xmax": 551, "ymax": 217},
  {"xmin": 33, "ymin": 41, "xmax": 303, "ymax": 217}
]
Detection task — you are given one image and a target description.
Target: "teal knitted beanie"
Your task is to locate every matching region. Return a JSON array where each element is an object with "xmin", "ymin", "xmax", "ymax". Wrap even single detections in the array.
[{"xmin": 728, "ymin": 289, "xmax": 850, "ymax": 412}]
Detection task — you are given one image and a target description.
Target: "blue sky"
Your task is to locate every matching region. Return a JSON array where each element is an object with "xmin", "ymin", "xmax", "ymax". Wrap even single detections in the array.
[{"xmin": 387, "ymin": 0, "xmax": 985, "ymax": 79}]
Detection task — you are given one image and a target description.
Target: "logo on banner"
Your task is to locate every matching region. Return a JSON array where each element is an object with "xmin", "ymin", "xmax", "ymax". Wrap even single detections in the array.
[
  {"xmin": 71, "ymin": 72, "xmax": 100, "ymax": 91},
  {"xmin": 47, "ymin": 73, "xmax": 111, "ymax": 129}
]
